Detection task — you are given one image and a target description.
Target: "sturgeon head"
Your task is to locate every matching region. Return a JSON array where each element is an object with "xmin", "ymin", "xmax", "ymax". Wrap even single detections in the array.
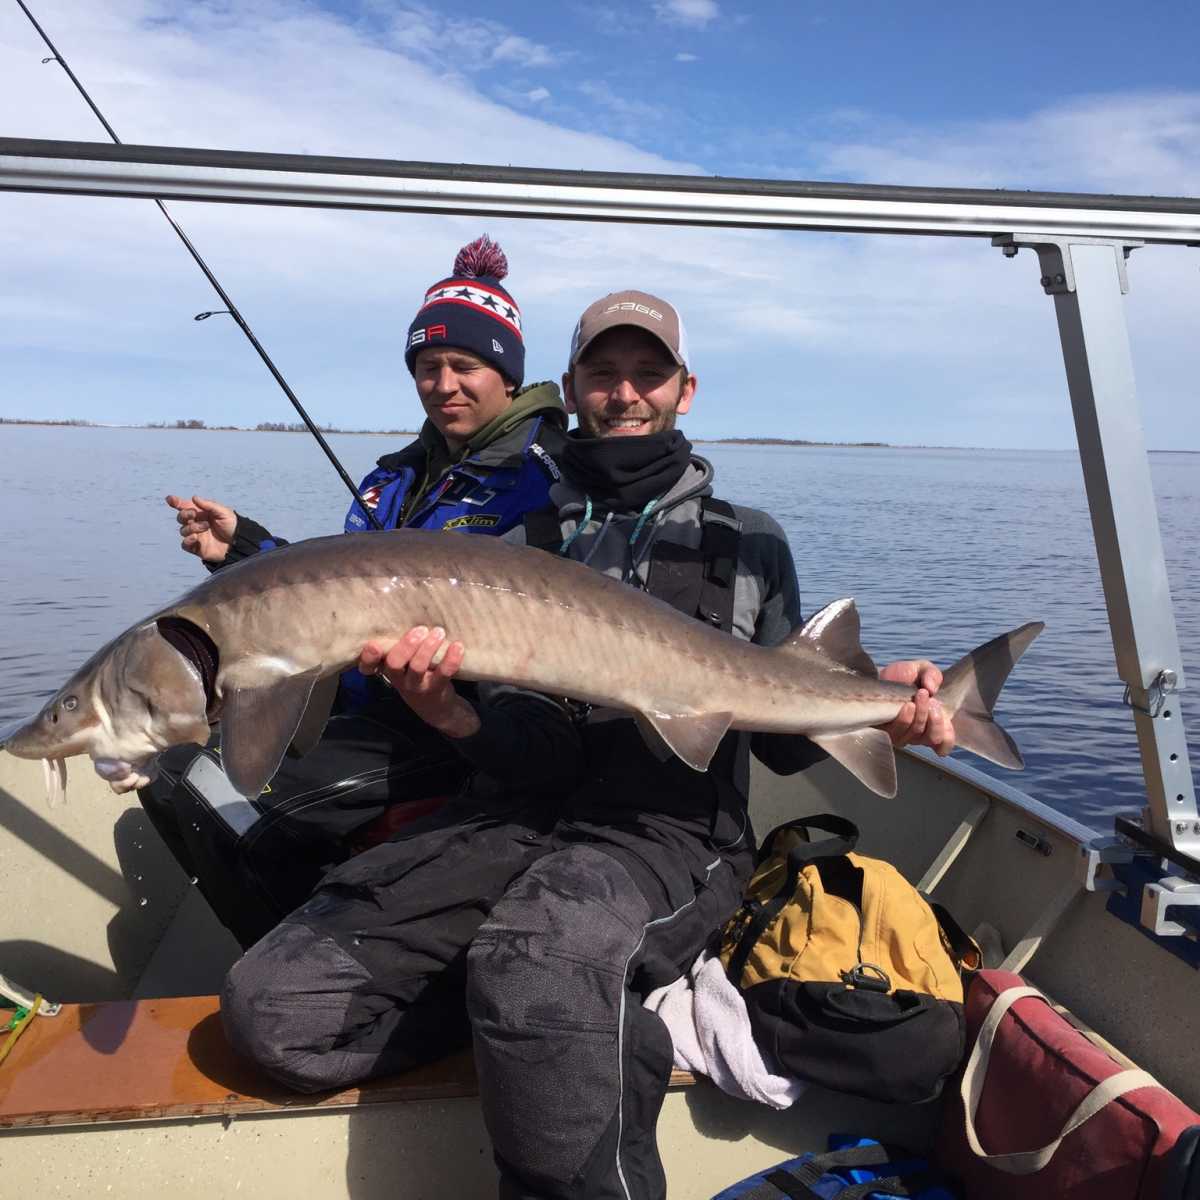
[{"xmin": 0, "ymin": 622, "xmax": 211, "ymax": 804}]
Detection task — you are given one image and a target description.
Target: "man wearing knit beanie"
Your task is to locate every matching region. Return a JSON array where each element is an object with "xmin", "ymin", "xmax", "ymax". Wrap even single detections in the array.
[
  {"xmin": 167, "ymin": 235, "xmax": 559, "ymax": 555},
  {"xmin": 141, "ymin": 237, "xmax": 567, "ymax": 950},
  {"xmin": 405, "ymin": 234, "xmax": 526, "ymax": 390}
]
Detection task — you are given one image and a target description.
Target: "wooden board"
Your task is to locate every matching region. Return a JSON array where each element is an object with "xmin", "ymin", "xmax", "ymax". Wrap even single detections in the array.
[{"xmin": 0, "ymin": 996, "xmax": 695, "ymax": 1129}]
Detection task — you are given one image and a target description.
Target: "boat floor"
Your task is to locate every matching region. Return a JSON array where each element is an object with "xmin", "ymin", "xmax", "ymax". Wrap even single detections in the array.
[{"xmin": 0, "ymin": 994, "xmax": 941, "ymax": 1197}]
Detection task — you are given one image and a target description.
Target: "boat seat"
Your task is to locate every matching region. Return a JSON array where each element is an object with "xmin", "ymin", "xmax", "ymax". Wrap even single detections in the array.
[{"xmin": 0, "ymin": 996, "xmax": 697, "ymax": 1129}]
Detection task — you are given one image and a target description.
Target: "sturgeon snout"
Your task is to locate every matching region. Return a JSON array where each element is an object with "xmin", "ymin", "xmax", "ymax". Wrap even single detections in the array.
[{"xmin": 2, "ymin": 621, "xmax": 210, "ymax": 805}]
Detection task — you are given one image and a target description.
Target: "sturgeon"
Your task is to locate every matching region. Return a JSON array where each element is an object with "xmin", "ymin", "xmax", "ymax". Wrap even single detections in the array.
[{"xmin": 0, "ymin": 529, "xmax": 1042, "ymax": 801}]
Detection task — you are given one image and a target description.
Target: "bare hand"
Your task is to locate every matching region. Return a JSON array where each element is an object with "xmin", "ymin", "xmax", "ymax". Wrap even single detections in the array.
[
  {"xmin": 166, "ymin": 494, "xmax": 237, "ymax": 563},
  {"xmin": 358, "ymin": 626, "xmax": 480, "ymax": 738},
  {"xmin": 878, "ymin": 659, "xmax": 955, "ymax": 756}
]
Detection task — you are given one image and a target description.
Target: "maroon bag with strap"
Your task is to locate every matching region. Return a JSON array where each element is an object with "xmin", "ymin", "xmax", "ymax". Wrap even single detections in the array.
[{"xmin": 937, "ymin": 969, "xmax": 1200, "ymax": 1198}]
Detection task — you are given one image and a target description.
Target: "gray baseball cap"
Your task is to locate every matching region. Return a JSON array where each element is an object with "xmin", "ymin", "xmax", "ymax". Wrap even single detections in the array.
[{"xmin": 568, "ymin": 290, "xmax": 689, "ymax": 368}]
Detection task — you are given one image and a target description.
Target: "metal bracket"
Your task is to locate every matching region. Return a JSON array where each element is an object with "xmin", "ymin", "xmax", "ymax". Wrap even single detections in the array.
[
  {"xmin": 1123, "ymin": 668, "xmax": 1178, "ymax": 717},
  {"xmin": 1107, "ymin": 858, "xmax": 1200, "ymax": 966},
  {"xmin": 992, "ymin": 233, "xmax": 1141, "ymax": 294},
  {"xmin": 1078, "ymin": 836, "xmax": 1134, "ymax": 893},
  {"xmin": 1116, "ymin": 813, "xmax": 1200, "ymax": 876},
  {"xmin": 996, "ymin": 232, "xmax": 1198, "ymax": 856},
  {"xmin": 1141, "ymin": 875, "xmax": 1200, "ymax": 938},
  {"xmin": 0, "ymin": 971, "xmax": 61, "ymax": 1017}
]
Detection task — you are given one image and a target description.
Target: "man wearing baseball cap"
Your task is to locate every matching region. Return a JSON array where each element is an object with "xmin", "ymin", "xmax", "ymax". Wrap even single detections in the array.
[{"xmin": 223, "ymin": 289, "xmax": 953, "ymax": 1199}]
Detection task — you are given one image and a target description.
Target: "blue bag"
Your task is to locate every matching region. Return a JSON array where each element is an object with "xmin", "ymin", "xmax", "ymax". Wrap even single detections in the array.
[{"xmin": 710, "ymin": 1137, "xmax": 958, "ymax": 1199}]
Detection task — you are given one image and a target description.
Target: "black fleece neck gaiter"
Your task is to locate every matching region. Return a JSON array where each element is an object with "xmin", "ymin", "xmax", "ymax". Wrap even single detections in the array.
[{"xmin": 561, "ymin": 430, "xmax": 693, "ymax": 512}]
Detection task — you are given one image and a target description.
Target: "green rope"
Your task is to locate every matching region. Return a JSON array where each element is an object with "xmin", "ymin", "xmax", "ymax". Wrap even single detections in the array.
[{"xmin": 3, "ymin": 1006, "xmax": 30, "ymax": 1032}]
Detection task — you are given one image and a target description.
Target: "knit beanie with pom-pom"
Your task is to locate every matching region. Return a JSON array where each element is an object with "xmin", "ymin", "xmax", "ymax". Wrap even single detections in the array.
[{"xmin": 404, "ymin": 235, "xmax": 524, "ymax": 387}]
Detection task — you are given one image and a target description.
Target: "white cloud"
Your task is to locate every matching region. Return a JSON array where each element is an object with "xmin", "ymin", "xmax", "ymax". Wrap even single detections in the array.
[
  {"xmin": 675, "ymin": 52, "xmax": 699, "ymax": 62},
  {"xmin": 654, "ymin": 0, "xmax": 720, "ymax": 29},
  {"xmin": 527, "ymin": 86, "xmax": 551, "ymax": 102},
  {"xmin": 491, "ymin": 34, "xmax": 557, "ymax": 69},
  {"xmin": 386, "ymin": 5, "xmax": 561, "ymax": 71},
  {"xmin": 0, "ymin": 3, "xmax": 1196, "ymax": 450},
  {"xmin": 577, "ymin": 80, "xmax": 664, "ymax": 125},
  {"xmin": 812, "ymin": 92, "xmax": 1200, "ymax": 195}
]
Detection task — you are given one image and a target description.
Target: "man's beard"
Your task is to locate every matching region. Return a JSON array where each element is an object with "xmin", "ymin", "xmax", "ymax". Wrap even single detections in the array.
[{"xmin": 579, "ymin": 406, "xmax": 677, "ymax": 439}]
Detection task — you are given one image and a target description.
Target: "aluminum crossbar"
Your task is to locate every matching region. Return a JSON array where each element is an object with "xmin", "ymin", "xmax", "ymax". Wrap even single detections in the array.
[{"xmin": 2, "ymin": 138, "xmax": 1200, "ymax": 243}]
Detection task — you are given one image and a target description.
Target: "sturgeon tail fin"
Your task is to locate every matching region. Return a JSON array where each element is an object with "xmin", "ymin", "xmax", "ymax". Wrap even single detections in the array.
[{"xmin": 938, "ymin": 622, "xmax": 1044, "ymax": 769}]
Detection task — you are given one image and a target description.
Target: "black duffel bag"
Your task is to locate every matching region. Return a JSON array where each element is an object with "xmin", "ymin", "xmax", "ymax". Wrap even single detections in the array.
[{"xmin": 718, "ymin": 814, "xmax": 979, "ymax": 1104}]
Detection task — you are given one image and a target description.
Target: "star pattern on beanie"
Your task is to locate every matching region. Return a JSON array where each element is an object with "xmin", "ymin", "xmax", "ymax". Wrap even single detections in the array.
[{"xmin": 420, "ymin": 281, "xmax": 522, "ymax": 334}]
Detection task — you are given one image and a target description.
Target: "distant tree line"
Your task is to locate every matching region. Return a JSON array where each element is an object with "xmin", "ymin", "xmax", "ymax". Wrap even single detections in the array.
[
  {"xmin": 253, "ymin": 421, "xmax": 412, "ymax": 435},
  {"xmin": 709, "ymin": 437, "xmax": 890, "ymax": 448},
  {"xmin": 255, "ymin": 420, "xmax": 336, "ymax": 433},
  {"xmin": 2, "ymin": 416, "xmax": 434, "ymax": 437},
  {"xmin": 0, "ymin": 416, "xmax": 94, "ymax": 427}
]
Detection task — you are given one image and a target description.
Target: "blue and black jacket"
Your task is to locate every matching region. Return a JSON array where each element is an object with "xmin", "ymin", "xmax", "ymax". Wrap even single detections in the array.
[
  {"xmin": 342, "ymin": 386, "xmax": 567, "ymax": 539},
  {"xmin": 216, "ymin": 382, "xmax": 567, "ymax": 561}
]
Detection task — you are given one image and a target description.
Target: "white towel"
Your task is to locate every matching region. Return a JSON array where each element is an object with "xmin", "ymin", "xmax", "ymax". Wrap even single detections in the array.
[{"xmin": 644, "ymin": 950, "xmax": 805, "ymax": 1110}]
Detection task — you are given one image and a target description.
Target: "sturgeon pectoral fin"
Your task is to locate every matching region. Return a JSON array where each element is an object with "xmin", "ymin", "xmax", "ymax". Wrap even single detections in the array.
[
  {"xmin": 782, "ymin": 598, "xmax": 878, "ymax": 677},
  {"xmin": 640, "ymin": 710, "xmax": 734, "ymax": 772},
  {"xmin": 219, "ymin": 666, "xmax": 323, "ymax": 799},
  {"xmin": 809, "ymin": 727, "xmax": 898, "ymax": 798},
  {"xmin": 633, "ymin": 714, "xmax": 673, "ymax": 762},
  {"xmin": 287, "ymin": 673, "xmax": 339, "ymax": 760}
]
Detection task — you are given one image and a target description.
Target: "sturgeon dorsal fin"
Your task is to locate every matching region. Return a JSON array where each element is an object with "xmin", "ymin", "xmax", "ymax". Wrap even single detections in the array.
[
  {"xmin": 809, "ymin": 727, "xmax": 898, "ymax": 798},
  {"xmin": 639, "ymin": 709, "xmax": 733, "ymax": 772},
  {"xmin": 781, "ymin": 598, "xmax": 878, "ymax": 677},
  {"xmin": 218, "ymin": 666, "xmax": 323, "ymax": 798}
]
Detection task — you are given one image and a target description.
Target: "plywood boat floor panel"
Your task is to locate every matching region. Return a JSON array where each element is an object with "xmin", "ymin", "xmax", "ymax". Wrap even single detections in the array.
[{"xmin": 0, "ymin": 995, "xmax": 696, "ymax": 1128}]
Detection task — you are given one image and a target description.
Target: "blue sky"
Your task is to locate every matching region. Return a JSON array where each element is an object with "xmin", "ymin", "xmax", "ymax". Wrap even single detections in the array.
[{"xmin": 1, "ymin": 0, "xmax": 1198, "ymax": 447}]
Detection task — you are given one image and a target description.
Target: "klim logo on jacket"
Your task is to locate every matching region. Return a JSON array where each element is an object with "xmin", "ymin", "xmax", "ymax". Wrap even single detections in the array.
[{"xmin": 443, "ymin": 514, "xmax": 500, "ymax": 530}]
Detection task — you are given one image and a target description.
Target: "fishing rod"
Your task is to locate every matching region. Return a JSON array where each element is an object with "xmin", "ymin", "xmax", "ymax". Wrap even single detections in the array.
[{"xmin": 14, "ymin": 0, "xmax": 384, "ymax": 529}]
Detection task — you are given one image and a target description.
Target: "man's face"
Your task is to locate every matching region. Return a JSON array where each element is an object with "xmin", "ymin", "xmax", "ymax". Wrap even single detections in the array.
[
  {"xmin": 564, "ymin": 327, "xmax": 696, "ymax": 439},
  {"xmin": 414, "ymin": 347, "xmax": 515, "ymax": 448}
]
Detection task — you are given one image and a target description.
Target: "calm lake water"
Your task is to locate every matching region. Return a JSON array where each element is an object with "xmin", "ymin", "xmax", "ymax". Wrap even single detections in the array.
[{"xmin": 2, "ymin": 425, "xmax": 1197, "ymax": 832}]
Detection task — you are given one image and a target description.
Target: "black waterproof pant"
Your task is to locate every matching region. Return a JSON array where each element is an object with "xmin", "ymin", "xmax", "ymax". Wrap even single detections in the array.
[
  {"xmin": 221, "ymin": 801, "xmax": 748, "ymax": 1199},
  {"xmin": 137, "ymin": 699, "xmax": 467, "ymax": 948}
]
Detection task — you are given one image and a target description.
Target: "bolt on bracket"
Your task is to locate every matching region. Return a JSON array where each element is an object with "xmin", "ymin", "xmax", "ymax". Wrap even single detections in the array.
[
  {"xmin": 1123, "ymin": 668, "xmax": 1180, "ymax": 718},
  {"xmin": 992, "ymin": 234, "xmax": 1142, "ymax": 295}
]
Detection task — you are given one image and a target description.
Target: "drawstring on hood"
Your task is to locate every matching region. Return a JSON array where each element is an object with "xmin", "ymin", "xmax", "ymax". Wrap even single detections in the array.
[
  {"xmin": 559, "ymin": 495, "xmax": 660, "ymax": 571},
  {"xmin": 552, "ymin": 446, "xmax": 710, "ymax": 585}
]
